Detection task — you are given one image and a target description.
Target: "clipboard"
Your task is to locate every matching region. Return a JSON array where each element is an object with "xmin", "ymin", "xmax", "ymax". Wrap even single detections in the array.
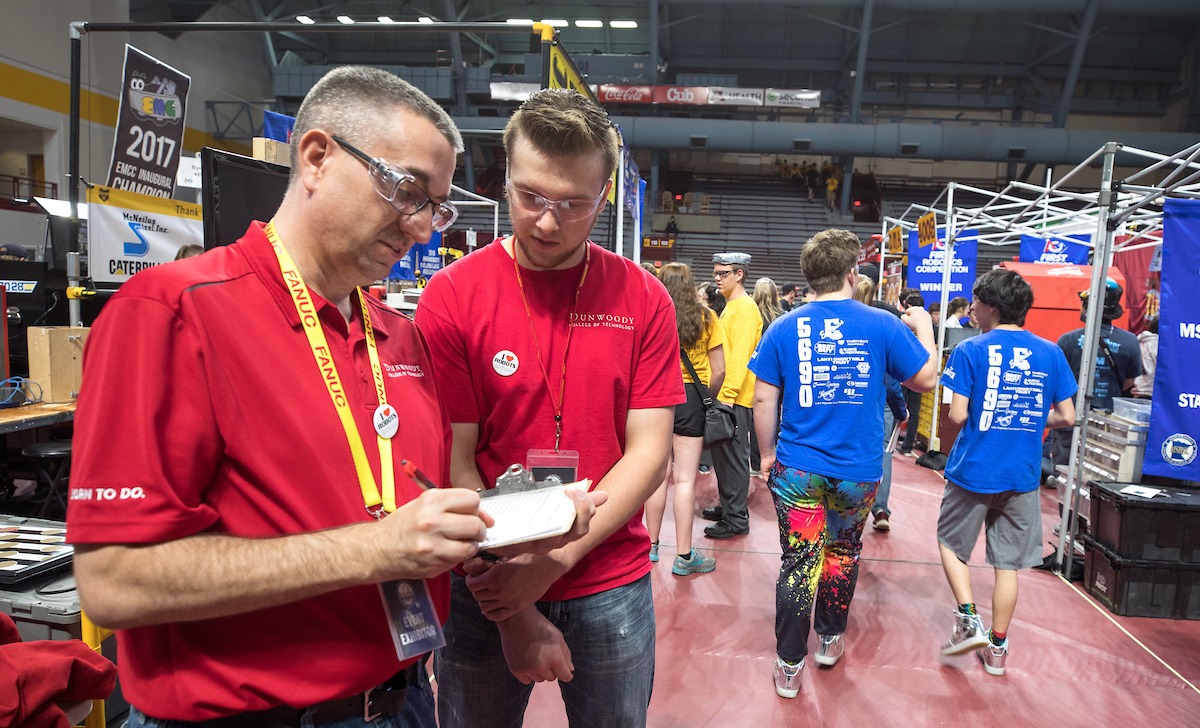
[{"xmin": 477, "ymin": 464, "xmax": 590, "ymax": 549}]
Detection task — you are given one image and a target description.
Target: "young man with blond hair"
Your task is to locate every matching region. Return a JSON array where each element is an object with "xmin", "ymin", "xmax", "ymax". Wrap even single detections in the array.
[
  {"xmin": 417, "ymin": 88, "xmax": 680, "ymax": 727},
  {"xmin": 750, "ymin": 228, "xmax": 937, "ymax": 697}
]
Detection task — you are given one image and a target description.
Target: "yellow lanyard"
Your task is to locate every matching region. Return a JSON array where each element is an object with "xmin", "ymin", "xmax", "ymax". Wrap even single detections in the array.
[{"xmin": 265, "ymin": 221, "xmax": 396, "ymax": 516}]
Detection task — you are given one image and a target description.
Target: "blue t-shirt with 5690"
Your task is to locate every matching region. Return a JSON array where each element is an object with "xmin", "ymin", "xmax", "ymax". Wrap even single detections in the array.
[
  {"xmin": 942, "ymin": 329, "xmax": 1078, "ymax": 494},
  {"xmin": 749, "ymin": 299, "xmax": 930, "ymax": 483}
]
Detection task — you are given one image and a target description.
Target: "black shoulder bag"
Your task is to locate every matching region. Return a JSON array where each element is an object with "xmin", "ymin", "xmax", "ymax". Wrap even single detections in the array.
[{"xmin": 680, "ymin": 347, "xmax": 738, "ymax": 449}]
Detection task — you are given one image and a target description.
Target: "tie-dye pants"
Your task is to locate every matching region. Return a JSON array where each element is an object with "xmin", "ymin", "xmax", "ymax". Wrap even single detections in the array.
[{"xmin": 767, "ymin": 461, "xmax": 877, "ymax": 663}]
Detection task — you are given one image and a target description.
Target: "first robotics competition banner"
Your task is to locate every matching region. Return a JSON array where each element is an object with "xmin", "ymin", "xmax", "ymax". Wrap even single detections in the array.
[
  {"xmin": 906, "ymin": 228, "xmax": 978, "ymax": 300},
  {"xmin": 87, "ymin": 186, "xmax": 203, "ymax": 286},
  {"xmin": 1144, "ymin": 199, "xmax": 1200, "ymax": 480},
  {"xmin": 1018, "ymin": 233, "xmax": 1090, "ymax": 265},
  {"xmin": 389, "ymin": 233, "xmax": 443, "ymax": 282},
  {"xmin": 106, "ymin": 45, "xmax": 191, "ymax": 199}
]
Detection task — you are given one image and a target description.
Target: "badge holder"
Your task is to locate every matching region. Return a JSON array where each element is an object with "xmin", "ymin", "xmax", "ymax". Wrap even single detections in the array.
[
  {"xmin": 526, "ymin": 449, "xmax": 579, "ymax": 485},
  {"xmin": 378, "ymin": 578, "xmax": 446, "ymax": 661}
]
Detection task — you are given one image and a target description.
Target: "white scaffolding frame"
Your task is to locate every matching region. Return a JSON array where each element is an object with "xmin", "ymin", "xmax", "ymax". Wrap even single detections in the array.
[
  {"xmin": 449, "ymin": 183, "xmax": 501, "ymax": 246},
  {"xmin": 881, "ymin": 140, "xmax": 1198, "ymax": 578}
]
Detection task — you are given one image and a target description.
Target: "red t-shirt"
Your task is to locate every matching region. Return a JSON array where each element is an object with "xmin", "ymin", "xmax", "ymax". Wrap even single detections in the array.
[
  {"xmin": 416, "ymin": 239, "xmax": 684, "ymax": 600},
  {"xmin": 66, "ymin": 223, "xmax": 451, "ymax": 720}
]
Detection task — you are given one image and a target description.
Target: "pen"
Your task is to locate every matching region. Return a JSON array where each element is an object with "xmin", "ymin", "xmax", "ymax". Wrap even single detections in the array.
[{"xmin": 401, "ymin": 459, "xmax": 436, "ymax": 490}]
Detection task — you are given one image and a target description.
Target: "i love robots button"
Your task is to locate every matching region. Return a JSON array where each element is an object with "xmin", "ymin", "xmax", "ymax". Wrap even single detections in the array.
[{"xmin": 492, "ymin": 350, "xmax": 519, "ymax": 377}]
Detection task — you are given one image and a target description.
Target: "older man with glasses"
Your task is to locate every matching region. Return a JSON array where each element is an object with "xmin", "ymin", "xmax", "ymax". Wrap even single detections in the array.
[
  {"xmin": 417, "ymin": 88, "xmax": 681, "ymax": 728},
  {"xmin": 67, "ymin": 66, "xmax": 603, "ymax": 728},
  {"xmin": 701, "ymin": 252, "xmax": 762, "ymax": 539}
]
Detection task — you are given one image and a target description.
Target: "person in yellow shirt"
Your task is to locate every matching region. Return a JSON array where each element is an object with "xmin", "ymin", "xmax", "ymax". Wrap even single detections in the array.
[
  {"xmin": 644, "ymin": 263, "xmax": 725, "ymax": 575},
  {"xmin": 703, "ymin": 252, "xmax": 763, "ymax": 538}
]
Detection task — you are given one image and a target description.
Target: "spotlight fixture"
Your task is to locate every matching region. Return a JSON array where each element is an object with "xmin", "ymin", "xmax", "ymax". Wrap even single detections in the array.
[
  {"xmin": 336, "ymin": 15, "xmax": 354, "ymax": 24},
  {"xmin": 296, "ymin": 15, "xmax": 314, "ymax": 24}
]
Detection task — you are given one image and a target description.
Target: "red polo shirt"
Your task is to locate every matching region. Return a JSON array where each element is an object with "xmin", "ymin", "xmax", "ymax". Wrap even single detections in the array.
[
  {"xmin": 416, "ymin": 239, "xmax": 684, "ymax": 600},
  {"xmin": 67, "ymin": 222, "xmax": 451, "ymax": 720}
]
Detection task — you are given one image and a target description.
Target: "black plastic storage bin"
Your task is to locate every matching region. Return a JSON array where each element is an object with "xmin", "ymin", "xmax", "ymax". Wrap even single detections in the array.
[
  {"xmin": 1088, "ymin": 481, "xmax": 1200, "ymax": 563},
  {"xmin": 1082, "ymin": 535, "xmax": 1200, "ymax": 620}
]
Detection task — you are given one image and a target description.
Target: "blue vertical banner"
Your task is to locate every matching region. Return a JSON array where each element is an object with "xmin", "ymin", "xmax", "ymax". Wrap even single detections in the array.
[
  {"xmin": 1018, "ymin": 233, "xmax": 1090, "ymax": 265},
  {"xmin": 1145, "ymin": 200, "xmax": 1200, "ymax": 480},
  {"xmin": 906, "ymin": 228, "xmax": 978, "ymax": 299},
  {"xmin": 387, "ymin": 232, "xmax": 442, "ymax": 282}
]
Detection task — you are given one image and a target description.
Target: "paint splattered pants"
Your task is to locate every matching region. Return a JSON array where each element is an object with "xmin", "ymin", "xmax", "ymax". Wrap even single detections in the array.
[{"xmin": 768, "ymin": 462, "xmax": 877, "ymax": 663}]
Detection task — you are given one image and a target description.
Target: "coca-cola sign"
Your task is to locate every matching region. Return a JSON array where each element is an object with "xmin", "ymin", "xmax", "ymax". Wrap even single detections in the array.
[
  {"xmin": 598, "ymin": 85, "xmax": 653, "ymax": 104},
  {"xmin": 652, "ymin": 86, "xmax": 709, "ymax": 105}
]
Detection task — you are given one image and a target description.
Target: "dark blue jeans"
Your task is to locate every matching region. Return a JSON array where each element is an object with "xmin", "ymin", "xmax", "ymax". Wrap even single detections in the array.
[
  {"xmin": 436, "ymin": 572, "xmax": 655, "ymax": 728},
  {"xmin": 124, "ymin": 663, "xmax": 436, "ymax": 728}
]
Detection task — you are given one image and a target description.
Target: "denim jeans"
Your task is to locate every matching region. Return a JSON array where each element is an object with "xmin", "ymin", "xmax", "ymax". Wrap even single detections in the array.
[
  {"xmin": 123, "ymin": 663, "xmax": 436, "ymax": 728},
  {"xmin": 437, "ymin": 572, "xmax": 655, "ymax": 728},
  {"xmin": 874, "ymin": 409, "xmax": 894, "ymax": 517},
  {"xmin": 767, "ymin": 462, "xmax": 876, "ymax": 663}
]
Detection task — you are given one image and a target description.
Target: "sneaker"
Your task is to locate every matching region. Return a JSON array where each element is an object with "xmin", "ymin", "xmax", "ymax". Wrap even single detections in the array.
[
  {"xmin": 940, "ymin": 610, "xmax": 990, "ymax": 656},
  {"xmin": 704, "ymin": 521, "xmax": 749, "ymax": 539},
  {"xmin": 977, "ymin": 637, "xmax": 1008, "ymax": 675},
  {"xmin": 872, "ymin": 511, "xmax": 890, "ymax": 531},
  {"xmin": 649, "ymin": 543, "xmax": 658, "ymax": 563},
  {"xmin": 814, "ymin": 634, "xmax": 844, "ymax": 666},
  {"xmin": 701, "ymin": 505, "xmax": 723, "ymax": 522},
  {"xmin": 772, "ymin": 657, "xmax": 804, "ymax": 698},
  {"xmin": 672, "ymin": 549, "xmax": 716, "ymax": 575}
]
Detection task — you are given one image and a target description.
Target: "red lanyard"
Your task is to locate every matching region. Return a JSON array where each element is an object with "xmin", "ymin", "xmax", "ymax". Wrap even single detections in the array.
[{"xmin": 511, "ymin": 239, "xmax": 591, "ymax": 452}]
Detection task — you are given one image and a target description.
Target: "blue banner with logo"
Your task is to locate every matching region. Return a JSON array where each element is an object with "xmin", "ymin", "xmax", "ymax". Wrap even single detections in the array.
[
  {"xmin": 906, "ymin": 228, "xmax": 978, "ymax": 299},
  {"xmin": 262, "ymin": 110, "xmax": 295, "ymax": 143},
  {"xmin": 1019, "ymin": 233, "xmax": 1090, "ymax": 265},
  {"xmin": 1145, "ymin": 200, "xmax": 1200, "ymax": 480},
  {"xmin": 388, "ymin": 232, "xmax": 442, "ymax": 282}
]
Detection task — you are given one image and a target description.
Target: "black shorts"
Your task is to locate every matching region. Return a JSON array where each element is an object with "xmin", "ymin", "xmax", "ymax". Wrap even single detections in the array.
[{"xmin": 674, "ymin": 382, "xmax": 705, "ymax": 437}]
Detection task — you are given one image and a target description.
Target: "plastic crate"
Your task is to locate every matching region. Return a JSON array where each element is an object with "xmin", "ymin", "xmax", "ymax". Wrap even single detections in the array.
[
  {"xmin": 1088, "ymin": 481, "xmax": 1200, "ymax": 563},
  {"xmin": 0, "ymin": 570, "xmax": 80, "ymax": 641},
  {"xmin": 1083, "ymin": 535, "xmax": 1200, "ymax": 620},
  {"xmin": 1112, "ymin": 397, "xmax": 1152, "ymax": 426}
]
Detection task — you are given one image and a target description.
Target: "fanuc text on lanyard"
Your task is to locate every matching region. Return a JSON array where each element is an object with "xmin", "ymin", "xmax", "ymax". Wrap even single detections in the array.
[
  {"xmin": 511, "ymin": 238, "xmax": 590, "ymax": 453},
  {"xmin": 265, "ymin": 221, "xmax": 396, "ymax": 517}
]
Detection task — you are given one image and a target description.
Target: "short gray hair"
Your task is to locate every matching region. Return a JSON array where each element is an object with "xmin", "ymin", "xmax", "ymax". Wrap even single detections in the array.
[{"xmin": 288, "ymin": 66, "xmax": 463, "ymax": 181}]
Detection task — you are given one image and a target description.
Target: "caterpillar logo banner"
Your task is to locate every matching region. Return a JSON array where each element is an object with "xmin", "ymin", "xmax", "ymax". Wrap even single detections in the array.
[
  {"xmin": 87, "ymin": 186, "xmax": 202, "ymax": 285},
  {"xmin": 106, "ymin": 45, "xmax": 191, "ymax": 198}
]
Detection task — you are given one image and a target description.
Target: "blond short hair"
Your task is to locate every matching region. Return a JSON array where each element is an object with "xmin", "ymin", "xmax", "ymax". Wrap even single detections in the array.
[{"xmin": 503, "ymin": 88, "xmax": 619, "ymax": 179}]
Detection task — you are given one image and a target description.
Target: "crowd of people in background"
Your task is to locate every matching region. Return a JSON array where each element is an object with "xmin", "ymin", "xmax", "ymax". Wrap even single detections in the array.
[{"xmin": 775, "ymin": 159, "xmax": 844, "ymax": 210}]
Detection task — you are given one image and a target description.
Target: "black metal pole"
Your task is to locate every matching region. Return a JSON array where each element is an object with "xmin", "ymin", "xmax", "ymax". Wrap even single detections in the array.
[{"xmin": 69, "ymin": 27, "xmax": 82, "ymax": 253}]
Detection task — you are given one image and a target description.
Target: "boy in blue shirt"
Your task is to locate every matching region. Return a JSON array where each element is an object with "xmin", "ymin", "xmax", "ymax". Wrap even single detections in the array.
[
  {"xmin": 937, "ymin": 269, "xmax": 1077, "ymax": 676},
  {"xmin": 750, "ymin": 228, "xmax": 937, "ymax": 698}
]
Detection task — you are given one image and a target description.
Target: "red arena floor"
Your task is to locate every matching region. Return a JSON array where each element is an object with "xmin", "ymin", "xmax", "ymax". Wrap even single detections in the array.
[{"xmin": 518, "ymin": 451, "xmax": 1200, "ymax": 727}]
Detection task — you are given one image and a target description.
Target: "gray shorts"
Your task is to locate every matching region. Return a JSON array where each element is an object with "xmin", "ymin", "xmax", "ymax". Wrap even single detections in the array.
[{"xmin": 937, "ymin": 480, "xmax": 1044, "ymax": 570}]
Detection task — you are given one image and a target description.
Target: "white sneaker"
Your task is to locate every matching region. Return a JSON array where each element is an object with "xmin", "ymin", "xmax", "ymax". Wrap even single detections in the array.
[
  {"xmin": 773, "ymin": 657, "xmax": 804, "ymax": 698},
  {"xmin": 978, "ymin": 636, "xmax": 1009, "ymax": 675},
  {"xmin": 814, "ymin": 633, "xmax": 844, "ymax": 666},
  {"xmin": 940, "ymin": 610, "xmax": 990, "ymax": 656}
]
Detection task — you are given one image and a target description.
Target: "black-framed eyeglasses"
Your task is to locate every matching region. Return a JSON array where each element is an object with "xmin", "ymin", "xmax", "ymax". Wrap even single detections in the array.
[
  {"xmin": 504, "ymin": 169, "xmax": 609, "ymax": 221},
  {"xmin": 331, "ymin": 135, "xmax": 458, "ymax": 232}
]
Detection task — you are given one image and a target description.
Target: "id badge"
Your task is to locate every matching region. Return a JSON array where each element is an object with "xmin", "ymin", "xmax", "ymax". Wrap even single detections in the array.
[
  {"xmin": 527, "ymin": 449, "xmax": 579, "ymax": 485},
  {"xmin": 379, "ymin": 578, "xmax": 446, "ymax": 661}
]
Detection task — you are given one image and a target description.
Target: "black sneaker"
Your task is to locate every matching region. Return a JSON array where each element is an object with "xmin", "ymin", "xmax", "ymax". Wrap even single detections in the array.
[
  {"xmin": 701, "ymin": 506, "xmax": 723, "ymax": 522},
  {"xmin": 704, "ymin": 521, "xmax": 749, "ymax": 539}
]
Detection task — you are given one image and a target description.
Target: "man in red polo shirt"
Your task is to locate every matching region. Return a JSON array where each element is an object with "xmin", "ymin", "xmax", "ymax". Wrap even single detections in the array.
[
  {"xmin": 417, "ymin": 89, "xmax": 681, "ymax": 727},
  {"xmin": 67, "ymin": 67, "xmax": 600, "ymax": 728}
]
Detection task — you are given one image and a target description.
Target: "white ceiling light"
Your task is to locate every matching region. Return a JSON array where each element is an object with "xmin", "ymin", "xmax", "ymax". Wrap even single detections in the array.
[
  {"xmin": 296, "ymin": 15, "xmax": 314, "ymax": 24},
  {"xmin": 506, "ymin": 18, "xmax": 535, "ymax": 25},
  {"xmin": 418, "ymin": 16, "xmax": 434, "ymax": 24},
  {"xmin": 540, "ymin": 19, "xmax": 568, "ymax": 28},
  {"xmin": 336, "ymin": 15, "xmax": 354, "ymax": 24},
  {"xmin": 610, "ymin": 20, "xmax": 638, "ymax": 29},
  {"xmin": 575, "ymin": 19, "xmax": 603, "ymax": 28},
  {"xmin": 378, "ymin": 16, "xmax": 394, "ymax": 23}
]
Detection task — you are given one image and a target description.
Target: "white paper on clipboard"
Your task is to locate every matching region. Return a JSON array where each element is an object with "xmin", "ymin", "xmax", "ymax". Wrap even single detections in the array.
[
  {"xmin": 478, "ymin": 479, "xmax": 591, "ymax": 549},
  {"xmin": 885, "ymin": 421, "xmax": 903, "ymax": 453}
]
